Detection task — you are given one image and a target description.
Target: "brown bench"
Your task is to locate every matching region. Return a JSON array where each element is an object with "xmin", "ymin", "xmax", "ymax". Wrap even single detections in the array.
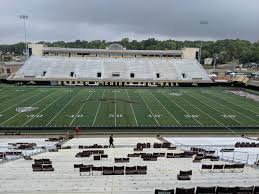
[
  {"xmin": 115, "ymin": 158, "xmax": 130, "ymax": 163},
  {"xmin": 177, "ymin": 170, "xmax": 192, "ymax": 180}
]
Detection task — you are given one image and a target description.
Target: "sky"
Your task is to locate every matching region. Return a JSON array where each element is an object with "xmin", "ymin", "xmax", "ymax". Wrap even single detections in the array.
[{"xmin": 0, "ymin": 0, "xmax": 259, "ymax": 44}]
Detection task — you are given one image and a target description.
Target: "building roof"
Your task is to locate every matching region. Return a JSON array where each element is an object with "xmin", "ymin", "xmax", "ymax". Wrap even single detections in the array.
[{"xmin": 42, "ymin": 47, "xmax": 183, "ymax": 55}]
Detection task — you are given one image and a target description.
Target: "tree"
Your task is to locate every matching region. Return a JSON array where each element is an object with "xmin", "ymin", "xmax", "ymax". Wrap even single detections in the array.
[{"xmin": 1, "ymin": 38, "xmax": 258, "ymax": 64}]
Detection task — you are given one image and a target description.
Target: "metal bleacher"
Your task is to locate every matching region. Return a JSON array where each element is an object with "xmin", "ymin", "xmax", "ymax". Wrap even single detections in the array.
[{"xmin": 10, "ymin": 56, "xmax": 211, "ymax": 82}]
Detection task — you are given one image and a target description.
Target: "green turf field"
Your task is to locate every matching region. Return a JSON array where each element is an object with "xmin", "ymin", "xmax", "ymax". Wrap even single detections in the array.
[{"xmin": 0, "ymin": 85, "xmax": 259, "ymax": 130}]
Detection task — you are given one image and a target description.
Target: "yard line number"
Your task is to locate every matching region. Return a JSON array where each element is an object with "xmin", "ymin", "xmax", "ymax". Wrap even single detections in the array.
[
  {"xmin": 221, "ymin": 114, "xmax": 236, "ymax": 118},
  {"xmin": 66, "ymin": 114, "xmax": 84, "ymax": 118},
  {"xmin": 109, "ymin": 114, "xmax": 123, "ymax": 118},
  {"xmin": 184, "ymin": 115, "xmax": 200, "ymax": 118},
  {"xmin": 147, "ymin": 114, "xmax": 162, "ymax": 118},
  {"xmin": 26, "ymin": 114, "xmax": 43, "ymax": 118}
]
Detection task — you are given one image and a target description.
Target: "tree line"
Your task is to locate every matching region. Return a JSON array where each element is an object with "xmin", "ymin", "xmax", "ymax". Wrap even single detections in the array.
[{"xmin": 0, "ymin": 38, "xmax": 259, "ymax": 64}]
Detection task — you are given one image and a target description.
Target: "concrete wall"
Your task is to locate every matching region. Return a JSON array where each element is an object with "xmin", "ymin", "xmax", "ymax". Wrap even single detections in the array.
[
  {"xmin": 182, "ymin": 48, "xmax": 199, "ymax": 59},
  {"xmin": 0, "ymin": 63, "xmax": 23, "ymax": 79},
  {"xmin": 28, "ymin": 44, "xmax": 44, "ymax": 56}
]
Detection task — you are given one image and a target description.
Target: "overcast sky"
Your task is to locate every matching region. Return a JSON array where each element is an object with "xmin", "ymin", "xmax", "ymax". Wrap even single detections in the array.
[{"xmin": 1, "ymin": 0, "xmax": 259, "ymax": 44}]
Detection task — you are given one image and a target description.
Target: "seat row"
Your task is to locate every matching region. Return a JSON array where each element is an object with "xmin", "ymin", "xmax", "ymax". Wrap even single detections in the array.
[
  {"xmin": 190, "ymin": 147, "xmax": 216, "ymax": 155},
  {"xmin": 177, "ymin": 170, "xmax": 192, "ymax": 180},
  {"xmin": 128, "ymin": 152, "xmax": 195, "ymax": 159},
  {"xmin": 32, "ymin": 159, "xmax": 54, "ymax": 172},
  {"xmin": 0, "ymin": 151, "xmax": 22, "ymax": 157},
  {"xmin": 75, "ymin": 150, "xmax": 105, "ymax": 157},
  {"xmin": 115, "ymin": 157, "xmax": 130, "ymax": 163},
  {"xmin": 155, "ymin": 185, "xmax": 259, "ymax": 194},
  {"xmin": 201, "ymin": 164, "xmax": 245, "ymax": 173},
  {"xmin": 193, "ymin": 154, "xmax": 219, "ymax": 163},
  {"xmin": 45, "ymin": 136, "xmax": 65, "ymax": 142},
  {"xmin": 75, "ymin": 165, "xmax": 147, "ymax": 176},
  {"xmin": 79, "ymin": 144, "xmax": 109, "ymax": 149},
  {"xmin": 135, "ymin": 142, "xmax": 175, "ymax": 149},
  {"xmin": 235, "ymin": 142, "xmax": 259, "ymax": 148}
]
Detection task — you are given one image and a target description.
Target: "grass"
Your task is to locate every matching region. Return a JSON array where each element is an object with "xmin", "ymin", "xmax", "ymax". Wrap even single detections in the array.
[{"xmin": 0, "ymin": 85, "xmax": 259, "ymax": 132}]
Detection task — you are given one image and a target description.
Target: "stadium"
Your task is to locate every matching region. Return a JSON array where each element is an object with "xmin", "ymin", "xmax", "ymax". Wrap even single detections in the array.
[
  {"xmin": 1, "ymin": 43, "xmax": 259, "ymax": 194},
  {"xmin": 0, "ymin": 43, "xmax": 258, "ymax": 134}
]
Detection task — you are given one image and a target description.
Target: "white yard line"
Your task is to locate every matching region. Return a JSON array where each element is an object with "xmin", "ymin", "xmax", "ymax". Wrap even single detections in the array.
[
  {"xmin": 0, "ymin": 91, "xmax": 32, "ymax": 106},
  {"xmin": 193, "ymin": 93, "xmax": 245, "ymax": 126},
  {"xmin": 0, "ymin": 91, "xmax": 56, "ymax": 126},
  {"xmin": 126, "ymin": 89, "xmax": 138, "ymax": 126},
  {"xmin": 114, "ymin": 89, "xmax": 117, "ymax": 127},
  {"xmin": 69, "ymin": 92, "xmax": 93, "ymax": 127},
  {"xmin": 0, "ymin": 91, "xmax": 41, "ymax": 114},
  {"xmin": 138, "ymin": 91, "xmax": 160, "ymax": 126},
  {"xmin": 212, "ymin": 93, "xmax": 259, "ymax": 123},
  {"xmin": 149, "ymin": 90, "xmax": 182, "ymax": 126},
  {"xmin": 92, "ymin": 90, "xmax": 106, "ymax": 127},
  {"xmin": 186, "ymin": 94, "xmax": 237, "ymax": 134},
  {"xmin": 22, "ymin": 93, "xmax": 64, "ymax": 127},
  {"xmin": 162, "ymin": 92, "xmax": 203, "ymax": 126},
  {"xmin": 0, "ymin": 91, "xmax": 16, "ymax": 99},
  {"xmin": 46, "ymin": 91, "xmax": 81, "ymax": 127}
]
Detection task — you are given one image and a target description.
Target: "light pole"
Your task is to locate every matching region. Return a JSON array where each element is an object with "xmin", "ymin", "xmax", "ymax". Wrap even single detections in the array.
[
  {"xmin": 213, "ymin": 54, "xmax": 218, "ymax": 70},
  {"xmin": 199, "ymin": 20, "xmax": 208, "ymax": 64},
  {"xmin": 19, "ymin": 15, "xmax": 29, "ymax": 59}
]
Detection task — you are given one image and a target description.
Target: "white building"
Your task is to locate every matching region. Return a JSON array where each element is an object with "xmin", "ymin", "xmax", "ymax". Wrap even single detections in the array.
[{"xmin": 204, "ymin": 58, "xmax": 214, "ymax": 65}]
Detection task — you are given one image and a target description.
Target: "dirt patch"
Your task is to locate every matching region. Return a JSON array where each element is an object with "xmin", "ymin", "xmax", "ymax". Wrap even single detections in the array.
[{"xmin": 226, "ymin": 90, "xmax": 259, "ymax": 102}]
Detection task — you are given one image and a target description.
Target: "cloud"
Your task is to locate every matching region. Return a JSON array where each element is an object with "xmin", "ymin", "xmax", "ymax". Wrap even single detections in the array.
[{"xmin": 0, "ymin": 0, "xmax": 258, "ymax": 44}]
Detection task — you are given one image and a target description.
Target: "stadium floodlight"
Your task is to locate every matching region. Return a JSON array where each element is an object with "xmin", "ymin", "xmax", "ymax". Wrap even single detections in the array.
[
  {"xmin": 199, "ymin": 20, "xmax": 208, "ymax": 64},
  {"xmin": 19, "ymin": 15, "xmax": 29, "ymax": 59}
]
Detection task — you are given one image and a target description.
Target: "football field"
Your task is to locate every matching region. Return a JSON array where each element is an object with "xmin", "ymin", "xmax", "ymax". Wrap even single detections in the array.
[{"xmin": 0, "ymin": 85, "xmax": 259, "ymax": 131}]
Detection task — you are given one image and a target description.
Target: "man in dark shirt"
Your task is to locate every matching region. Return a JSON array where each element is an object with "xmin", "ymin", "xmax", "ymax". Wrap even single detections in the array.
[{"xmin": 109, "ymin": 134, "xmax": 114, "ymax": 148}]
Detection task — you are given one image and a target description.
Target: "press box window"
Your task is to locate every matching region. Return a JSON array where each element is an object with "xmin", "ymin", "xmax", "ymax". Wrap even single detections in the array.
[
  {"xmin": 112, "ymin": 72, "xmax": 120, "ymax": 77},
  {"xmin": 97, "ymin": 72, "xmax": 101, "ymax": 77},
  {"xmin": 195, "ymin": 51, "xmax": 199, "ymax": 60}
]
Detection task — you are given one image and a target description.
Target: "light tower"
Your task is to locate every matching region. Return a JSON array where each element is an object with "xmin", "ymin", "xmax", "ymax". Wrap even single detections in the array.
[
  {"xmin": 19, "ymin": 15, "xmax": 29, "ymax": 59},
  {"xmin": 199, "ymin": 20, "xmax": 208, "ymax": 64}
]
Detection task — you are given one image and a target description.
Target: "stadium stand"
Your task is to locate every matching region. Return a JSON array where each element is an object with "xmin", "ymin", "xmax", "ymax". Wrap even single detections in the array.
[
  {"xmin": 1, "ymin": 137, "xmax": 259, "ymax": 194},
  {"xmin": 8, "ymin": 44, "xmax": 212, "ymax": 85}
]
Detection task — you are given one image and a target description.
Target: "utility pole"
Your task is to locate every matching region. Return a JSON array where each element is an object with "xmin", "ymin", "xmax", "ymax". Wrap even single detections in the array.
[
  {"xmin": 199, "ymin": 20, "xmax": 208, "ymax": 64},
  {"xmin": 19, "ymin": 15, "xmax": 29, "ymax": 59},
  {"xmin": 213, "ymin": 54, "xmax": 218, "ymax": 70}
]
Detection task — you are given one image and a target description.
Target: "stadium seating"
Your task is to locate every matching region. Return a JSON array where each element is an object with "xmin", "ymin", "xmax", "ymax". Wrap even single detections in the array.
[
  {"xmin": 76, "ymin": 165, "xmax": 147, "ymax": 176},
  {"xmin": 201, "ymin": 164, "xmax": 245, "ymax": 173},
  {"xmin": 177, "ymin": 170, "xmax": 192, "ymax": 180},
  {"xmin": 155, "ymin": 189, "xmax": 174, "ymax": 194},
  {"xmin": 32, "ymin": 159, "xmax": 54, "ymax": 172},
  {"xmin": 235, "ymin": 142, "xmax": 259, "ymax": 148},
  {"xmin": 155, "ymin": 186, "xmax": 258, "ymax": 194},
  {"xmin": 10, "ymin": 56, "xmax": 211, "ymax": 82}
]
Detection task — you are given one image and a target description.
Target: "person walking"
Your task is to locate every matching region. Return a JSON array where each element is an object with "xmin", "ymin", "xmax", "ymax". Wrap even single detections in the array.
[{"xmin": 109, "ymin": 134, "xmax": 114, "ymax": 148}]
